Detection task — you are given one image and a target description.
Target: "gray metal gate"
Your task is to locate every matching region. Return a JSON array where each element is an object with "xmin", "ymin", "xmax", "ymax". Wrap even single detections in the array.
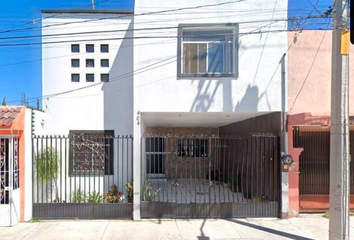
[
  {"xmin": 140, "ymin": 134, "xmax": 281, "ymax": 218},
  {"xmin": 32, "ymin": 133, "xmax": 133, "ymax": 219}
]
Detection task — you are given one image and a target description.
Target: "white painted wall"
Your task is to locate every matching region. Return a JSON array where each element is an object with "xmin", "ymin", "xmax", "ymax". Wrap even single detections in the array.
[
  {"xmin": 133, "ymin": 0, "xmax": 288, "ymax": 114},
  {"xmin": 24, "ymin": 109, "xmax": 32, "ymax": 221},
  {"xmin": 42, "ymin": 13, "xmax": 134, "ymax": 136},
  {"xmin": 0, "ymin": 186, "xmax": 20, "ymax": 226}
]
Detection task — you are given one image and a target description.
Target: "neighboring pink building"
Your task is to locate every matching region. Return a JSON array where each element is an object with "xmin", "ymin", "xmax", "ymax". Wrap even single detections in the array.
[{"xmin": 287, "ymin": 30, "xmax": 354, "ymax": 216}]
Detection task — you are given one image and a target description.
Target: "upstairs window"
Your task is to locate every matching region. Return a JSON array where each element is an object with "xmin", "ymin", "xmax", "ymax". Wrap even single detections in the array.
[
  {"xmin": 178, "ymin": 24, "xmax": 238, "ymax": 78},
  {"xmin": 86, "ymin": 44, "xmax": 94, "ymax": 53},
  {"xmin": 101, "ymin": 44, "xmax": 109, "ymax": 53},
  {"xmin": 71, "ymin": 44, "xmax": 80, "ymax": 53}
]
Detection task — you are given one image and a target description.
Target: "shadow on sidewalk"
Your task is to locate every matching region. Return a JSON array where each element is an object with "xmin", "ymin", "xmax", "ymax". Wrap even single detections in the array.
[{"xmin": 226, "ymin": 219, "xmax": 315, "ymax": 240}]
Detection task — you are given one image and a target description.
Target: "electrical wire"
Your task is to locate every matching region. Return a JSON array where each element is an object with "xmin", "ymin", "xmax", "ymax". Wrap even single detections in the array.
[
  {"xmin": 0, "ymin": 0, "xmax": 247, "ymax": 34},
  {"xmin": 0, "ymin": 0, "xmax": 113, "ymax": 34}
]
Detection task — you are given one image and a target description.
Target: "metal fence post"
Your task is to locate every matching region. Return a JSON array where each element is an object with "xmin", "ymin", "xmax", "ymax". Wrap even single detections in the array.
[{"xmin": 9, "ymin": 134, "xmax": 13, "ymax": 226}]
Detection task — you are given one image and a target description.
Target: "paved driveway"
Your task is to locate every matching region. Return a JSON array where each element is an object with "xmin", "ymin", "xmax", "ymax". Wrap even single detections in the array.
[{"xmin": 0, "ymin": 215, "xmax": 353, "ymax": 240}]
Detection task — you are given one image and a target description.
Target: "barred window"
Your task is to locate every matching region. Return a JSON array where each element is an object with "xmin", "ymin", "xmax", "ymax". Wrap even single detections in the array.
[
  {"xmin": 177, "ymin": 139, "xmax": 208, "ymax": 157},
  {"xmin": 69, "ymin": 131, "xmax": 114, "ymax": 175},
  {"xmin": 178, "ymin": 24, "xmax": 238, "ymax": 78}
]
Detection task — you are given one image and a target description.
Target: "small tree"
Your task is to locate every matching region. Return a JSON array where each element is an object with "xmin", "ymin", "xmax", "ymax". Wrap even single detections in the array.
[
  {"xmin": 2, "ymin": 97, "xmax": 6, "ymax": 106},
  {"xmin": 36, "ymin": 147, "xmax": 60, "ymax": 202}
]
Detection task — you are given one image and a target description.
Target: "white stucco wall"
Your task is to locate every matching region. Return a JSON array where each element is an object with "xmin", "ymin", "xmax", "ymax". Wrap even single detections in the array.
[
  {"xmin": 42, "ymin": 13, "xmax": 134, "ymax": 136},
  {"xmin": 24, "ymin": 109, "xmax": 32, "ymax": 221},
  {"xmin": 133, "ymin": 0, "xmax": 288, "ymax": 114}
]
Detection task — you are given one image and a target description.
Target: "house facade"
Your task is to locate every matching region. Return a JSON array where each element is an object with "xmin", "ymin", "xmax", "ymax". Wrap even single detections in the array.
[
  {"xmin": 0, "ymin": 106, "xmax": 32, "ymax": 226},
  {"xmin": 287, "ymin": 30, "xmax": 354, "ymax": 216},
  {"xmin": 32, "ymin": 0, "xmax": 290, "ymax": 221}
]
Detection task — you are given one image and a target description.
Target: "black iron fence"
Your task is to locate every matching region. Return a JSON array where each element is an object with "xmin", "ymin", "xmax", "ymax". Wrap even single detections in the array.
[
  {"xmin": 32, "ymin": 134, "xmax": 133, "ymax": 219},
  {"xmin": 293, "ymin": 128, "xmax": 354, "ymax": 195},
  {"xmin": 140, "ymin": 134, "xmax": 280, "ymax": 218}
]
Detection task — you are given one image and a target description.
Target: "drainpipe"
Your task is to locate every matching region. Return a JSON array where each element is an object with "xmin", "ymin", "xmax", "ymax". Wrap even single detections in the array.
[{"xmin": 280, "ymin": 54, "xmax": 289, "ymax": 218}]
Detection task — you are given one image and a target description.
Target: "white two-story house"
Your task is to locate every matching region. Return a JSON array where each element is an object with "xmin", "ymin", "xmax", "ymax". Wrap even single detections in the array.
[{"xmin": 37, "ymin": 0, "xmax": 289, "ymax": 220}]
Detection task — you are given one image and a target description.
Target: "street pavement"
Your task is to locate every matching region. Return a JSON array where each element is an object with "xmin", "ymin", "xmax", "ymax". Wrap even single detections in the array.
[{"xmin": 0, "ymin": 214, "xmax": 353, "ymax": 240}]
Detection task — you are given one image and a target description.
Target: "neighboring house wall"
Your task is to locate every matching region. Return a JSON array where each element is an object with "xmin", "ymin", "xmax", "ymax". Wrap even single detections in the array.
[
  {"xmin": 287, "ymin": 30, "xmax": 354, "ymax": 216},
  {"xmin": 288, "ymin": 30, "xmax": 354, "ymax": 117},
  {"xmin": 134, "ymin": 0, "xmax": 288, "ymax": 114},
  {"xmin": 42, "ymin": 12, "xmax": 134, "ymax": 136}
]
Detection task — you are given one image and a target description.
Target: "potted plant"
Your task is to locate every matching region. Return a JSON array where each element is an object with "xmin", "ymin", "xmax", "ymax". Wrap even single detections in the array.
[
  {"xmin": 125, "ymin": 181, "xmax": 133, "ymax": 203},
  {"xmin": 36, "ymin": 147, "xmax": 60, "ymax": 202},
  {"xmin": 104, "ymin": 184, "xmax": 123, "ymax": 203},
  {"xmin": 72, "ymin": 188, "xmax": 86, "ymax": 203},
  {"xmin": 88, "ymin": 191, "xmax": 103, "ymax": 203},
  {"xmin": 142, "ymin": 179, "xmax": 160, "ymax": 202}
]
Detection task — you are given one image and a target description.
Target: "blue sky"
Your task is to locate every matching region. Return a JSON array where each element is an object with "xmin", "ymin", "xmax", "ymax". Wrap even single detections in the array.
[{"xmin": 0, "ymin": 0, "xmax": 331, "ymax": 106}]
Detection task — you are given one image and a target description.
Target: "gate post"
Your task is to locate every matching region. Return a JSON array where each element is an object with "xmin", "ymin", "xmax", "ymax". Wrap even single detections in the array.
[
  {"xmin": 133, "ymin": 111, "xmax": 141, "ymax": 220},
  {"xmin": 9, "ymin": 134, "xmax": 13, "ymax": 226}
]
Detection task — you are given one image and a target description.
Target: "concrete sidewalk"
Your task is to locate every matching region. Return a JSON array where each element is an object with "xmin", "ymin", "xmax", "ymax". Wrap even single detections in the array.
[{"xmin": 0, "ymin": 215, "xmax": 353, "ymax": 240}]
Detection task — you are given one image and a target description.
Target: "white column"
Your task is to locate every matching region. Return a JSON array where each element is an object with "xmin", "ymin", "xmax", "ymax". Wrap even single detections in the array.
[{"xmin": 133, "ymin": 111, "xmax": 141, "ymax": 220}]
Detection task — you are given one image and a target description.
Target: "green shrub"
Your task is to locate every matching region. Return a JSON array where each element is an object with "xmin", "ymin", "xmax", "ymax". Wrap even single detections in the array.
[
  {"xmin": 72, "ymin": 188, "xmax": 86, "ymax": 203},
  {"xmin": 88, "ymin": 191, "xmax": 103, "ymax": 203}
]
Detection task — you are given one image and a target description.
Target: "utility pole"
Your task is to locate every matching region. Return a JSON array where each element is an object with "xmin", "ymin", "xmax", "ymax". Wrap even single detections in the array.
[
  {"xmin": 91, "ymin": 0, "xmax": 95, "ymax": 10},
  {"xmin": 329, "ymin": 0, "xmax": 350, "ymax": 239}
]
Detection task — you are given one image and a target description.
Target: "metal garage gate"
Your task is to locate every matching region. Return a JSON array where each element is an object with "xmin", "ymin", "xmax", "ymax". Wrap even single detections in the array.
[{"xmin": 140, "ymin": 134, "xmax": 281, "ymax": 218}]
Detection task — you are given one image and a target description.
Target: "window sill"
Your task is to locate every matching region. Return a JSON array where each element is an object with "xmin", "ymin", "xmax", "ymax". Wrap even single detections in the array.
[{"xmin": 177, "ymin": 73, "xmax": 237, "ymax": 79}]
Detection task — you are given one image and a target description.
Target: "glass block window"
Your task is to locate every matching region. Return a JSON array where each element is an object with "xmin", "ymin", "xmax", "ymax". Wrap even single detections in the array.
[
  {"xmin": 71, "ymin": 74, "xmax": 80, "ymax": 82},
  {"xmin": 86, "ymin": 44, "xmax": 94, "ymax": 53},
  {"xmin": 86, "ymin": 74, "xmax": 94, "ymax": 82},
  {"xmin": 101, "ymin": 74, "xmax": 109, "ymax": 82}
]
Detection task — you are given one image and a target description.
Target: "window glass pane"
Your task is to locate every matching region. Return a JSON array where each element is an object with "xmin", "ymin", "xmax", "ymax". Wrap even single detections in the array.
[
  {"xmin": 198, "ymin": 44, "xmax": 207, "ymax": 74},
  {"xmin": 71, "ymin": 59, "xmax": 80, "ymax": 68},
  {"xmin": 86, "ymin": 44, "xmax": 94, "ymax": 53},
  {"xmin": 71, "ymin": 74, "xmax": 80, "ymax": 82},
  {"xmin": 71, "ymin": 44, "xmax": 79, "ymax": 53},
  {"xmin": 101, "ymin": 74, "xmax": 109, "ymax": 82},
  {"xmin": 208, "ymin": 43, "xmax": 224, "ymax": 73},
  {"xmin": 183, "ymin": 43, "xmax": 197, "ymax": 74},
  {"xmin": 86, "ymin": 59, "xmax": 94, "ymax": 67},
  {"xmin": 86, "ymin": 74, "xmax": 94, "ymax": 82},
  {"xmin": 101, "ymin": 44, "xmax": 109, "ymax": 53},
  {"xmin": 101, "ymin": 59, "xmax": 109, "ymax": 67}
]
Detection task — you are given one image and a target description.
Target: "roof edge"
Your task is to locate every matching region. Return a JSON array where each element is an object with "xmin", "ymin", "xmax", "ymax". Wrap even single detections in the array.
[{"xmin": 41, "ymin": 9, "xmax": 134, "ymax": 14}]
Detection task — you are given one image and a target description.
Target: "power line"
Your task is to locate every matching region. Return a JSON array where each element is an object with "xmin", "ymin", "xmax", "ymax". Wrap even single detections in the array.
[
  {"xmin": 0, "ymin": 0, "xmax": 113, "ymax": 34},
  {"xmin": 0, "ymin": 0, "xmax": 247, "ymax": 34},
  {"xmin": 0, "ymin": 14, "xmax": 328, "ymax": 42},
  {"xmin": 7, "ymin": 22, "xmax": 269, "ymax": 104},
  {"xmin": 0, "ymin": 20, "xmax": 330, "ymax": 47}
]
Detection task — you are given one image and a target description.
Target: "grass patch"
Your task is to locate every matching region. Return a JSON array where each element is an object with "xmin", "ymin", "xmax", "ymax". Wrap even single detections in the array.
[
  {"xmin": 323, "ymin": 212, "xmax": 329, "ymax": 219},
  {"xmin": 30, "ymin": 218, "xmax": 41, "ymax": 223},
  {"xmin": 323, "ymin": 212, "xmax": 354, "ymax": 218}
]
